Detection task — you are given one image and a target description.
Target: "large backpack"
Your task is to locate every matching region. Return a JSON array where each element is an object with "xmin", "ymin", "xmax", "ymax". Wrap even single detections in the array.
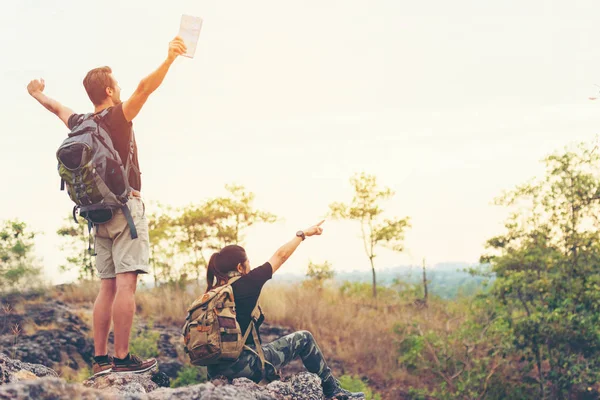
[
  {"xmin": 182, "ymin": 275, "xmax": 267, "ymax": 372},
  {"xmin": 56, "ymin": 109, "xmax": 137, "ymax": 239}
]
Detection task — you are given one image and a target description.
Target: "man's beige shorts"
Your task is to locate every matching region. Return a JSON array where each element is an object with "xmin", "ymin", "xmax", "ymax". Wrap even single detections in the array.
[{"xmin": 94, "ymin": 197, "xmax": 150, "ymax": 279}]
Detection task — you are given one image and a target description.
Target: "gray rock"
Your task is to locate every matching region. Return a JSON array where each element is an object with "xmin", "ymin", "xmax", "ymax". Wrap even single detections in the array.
[
  {"xmin": 84, "ymin": 372, "xmax": 159, "ymax": 395},
  {"xmin": 0, "ymin": 352, "xmax": 57, "ymax": 385},
  {"xmin": 147, "ymin": 373, "xmax": 324, "ymax": 400},
  {"xmin": 157, "ymin": 359, "xmax": 184, "ymax": 378},
  {"xmin": 150, "ymin": 372, "xmax": 171, "ymax": 388},
  {"xmin": 0, "ymin": 372, "xmax": 327, "ymax": 400},
  {"xmin": 0, "ymin": 298, "xmax": 93, "ymax": 370},
  {"xmin": 148, "ymin": 378, "xmax": 275, "ymax": 400},
  {"xmin": 268, "ymin": 373, "xmax": 324, "ymax": 400},
  {"xmin": 0, "ymin": 378, "xmax": 137, "ymax": 400},
  {"xmin": 0, "ymin": 326, "xmax": 93, "ymax": 368}
]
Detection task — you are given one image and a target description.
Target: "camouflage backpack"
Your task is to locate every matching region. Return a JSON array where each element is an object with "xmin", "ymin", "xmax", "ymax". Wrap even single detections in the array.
[
  {"xmin": 182, "ymin": 273, "xmax": 266, "ymax": 370},
  {"xmin": 56, "ymin": 109, "xmax": 137, "ymax": 238}
]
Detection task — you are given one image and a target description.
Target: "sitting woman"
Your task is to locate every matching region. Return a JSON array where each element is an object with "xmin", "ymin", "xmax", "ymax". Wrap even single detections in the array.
[{"xmin": 205, "ymin": 221, "xmax": 363, "ymax": 400}]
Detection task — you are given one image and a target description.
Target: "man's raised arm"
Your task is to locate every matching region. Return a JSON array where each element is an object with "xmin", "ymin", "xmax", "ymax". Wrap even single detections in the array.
[
  {"xmin": 27, "ymin": 78, "xmax": 74, "ymax": 128},
  {"xmin": 122, "ymin": 37, "xmax": 187, "ymax": 123}
]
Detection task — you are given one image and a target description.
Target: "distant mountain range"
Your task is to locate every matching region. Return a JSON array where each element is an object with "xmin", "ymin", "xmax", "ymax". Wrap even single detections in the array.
[{"xmin": 273, "ymin": 262, "xmax": 494, "ymax": 299}]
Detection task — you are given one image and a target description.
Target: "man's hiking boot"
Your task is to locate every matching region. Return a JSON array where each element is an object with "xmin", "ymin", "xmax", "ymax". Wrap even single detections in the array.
[
  {"xmin": 91, "ymin": 355, "xmax": 113, "ymax": 377},
  {"xmin": 112, "ymin": 353, "xmax": 157, "ymax": 374},
  {"xmin": 322, "ymin": 376, "xmax": 365, "ymax": 399}
]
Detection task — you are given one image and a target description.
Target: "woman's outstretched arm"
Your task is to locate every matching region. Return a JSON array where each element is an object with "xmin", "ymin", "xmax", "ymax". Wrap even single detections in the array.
[{"xmin": 268, "ymin": 220, "xmax": 324, "ymax": 274}]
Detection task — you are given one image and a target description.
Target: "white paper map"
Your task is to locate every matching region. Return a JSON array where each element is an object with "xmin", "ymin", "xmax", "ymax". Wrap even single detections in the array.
[{"xmin": 178, "ymin": 15, "xmax": 203, "ymax": 58}]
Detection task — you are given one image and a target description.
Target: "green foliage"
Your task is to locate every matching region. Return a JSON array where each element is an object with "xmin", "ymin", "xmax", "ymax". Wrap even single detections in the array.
[
  {"xmin": 339, "ymin": 281, "xmax": 399, "ymax": 302},
  {"xmin": 329, "ymin": 172, "xmax": 410, "ymax": 297},
  {"xmin": 338, "ymin": 375, "xmax": 381, "ymax": 400},
  {"xmin": 406, "ymin": 387, "xmax": 429, "ymax": 400},
  {"xmin": 171, "ymin": 365, "xmax": 207, "ymax": 388},
  {"xmin": 481, "ymin": 142, "xmax": 600, "ymax": 398},
  {"xmin": 57, "ymin": 214, "xmax": 95, "ymax": 281},
  {"xmin": 0, "ymin": 219, "xmax": 41, "ymax": 292},
  {"xmin": 394, "ymin": 325, "xmax": 424, "ymax": 370},
  {"xmin": 130, "ymin": 327, "xmax": 160, "ymax": 359},
  {"xmin": 63, "ymin": 365, "xmax": 92, "ymax": 383},
  {"xmin": 394, "ymin": 293, "xmax": 529, "ymax": 400},
  {"xmin": 214, "ymin": 184, "xmax": 277, "ymax": 245},
  {"xmin": 175, "ymin": 202, "xmax": 215, "ymax": 279},
  {"xmin": 148, "ymin": 203, "xmax": 178, "ymax": 284},
  {"xmin": 303, "ymin": 261, "xmax": 335, "ymax": 289}
]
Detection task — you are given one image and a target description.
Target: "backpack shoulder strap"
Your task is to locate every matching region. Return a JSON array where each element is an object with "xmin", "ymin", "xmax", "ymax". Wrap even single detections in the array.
[
  {"xmin": 241, "ymin": 319, "xmax": 268, "ymax": 380},
  {"xmin": 92, "ymin": 108, "xmax": 111, "ymax": 123},
  {"xmin": 251, "ymin": 303, "xmax": 262, "ymax": 320},
  {"xmin": 228, "ymin": 276, "xmax": 242, "ymax": 285}
]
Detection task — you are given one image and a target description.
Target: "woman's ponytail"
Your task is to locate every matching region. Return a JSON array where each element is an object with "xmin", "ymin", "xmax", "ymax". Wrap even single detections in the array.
[{"xmin": 206, "ymin": 252, "xmax": 219, "ymax": 292}]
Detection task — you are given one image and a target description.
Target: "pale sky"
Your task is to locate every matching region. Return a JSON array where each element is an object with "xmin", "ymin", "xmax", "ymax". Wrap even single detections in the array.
[{"xmin": 2, "ymin": 0, "xmax": 600, "ymax": 284}]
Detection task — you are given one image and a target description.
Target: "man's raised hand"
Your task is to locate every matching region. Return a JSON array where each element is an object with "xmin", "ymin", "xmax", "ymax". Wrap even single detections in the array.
[
  {"xmin": 167, "ymin": 37, "xmax": 187, "ymax": 61},
  {"xmin": 27, "ymin": 78, "xmax": 45, "ymax": 96},
  {"xmin": 26, "ymin": 78, "xmax": 74, "ymax": 127}
]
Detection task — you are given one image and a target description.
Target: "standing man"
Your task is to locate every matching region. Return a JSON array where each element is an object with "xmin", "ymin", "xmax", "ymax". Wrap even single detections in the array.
[{"xmin": 27, "ymin": 37, "xmax": 187, "ymax": 377}]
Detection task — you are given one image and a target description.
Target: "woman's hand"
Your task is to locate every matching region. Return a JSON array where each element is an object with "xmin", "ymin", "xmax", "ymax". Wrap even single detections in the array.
[
  {"xmin": 303, "ymin": 220, "xmax": 325, "ymax": 237},
  {"xmin": 269, "ymin": 220, "xmax": 325, "ymax": 274}
]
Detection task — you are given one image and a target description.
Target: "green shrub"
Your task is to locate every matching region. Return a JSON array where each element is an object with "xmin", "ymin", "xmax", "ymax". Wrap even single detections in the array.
[
  {"xmin": 406, "ymin": 387, "xmax": 429, "ymax": 400},
  {"xmin": 338, "ymin": 375, "xmax": 381, "ymax": 400},
  {"xmin": 171, "ymin": 365, "xmax": 207, "ymax": 388},
  {"xmin": 130, "ymin": 328, "xmax": 160, "ymax": 359},
  {"xmin": 339, "ymin": 281, "xmax": 399, "ymax": 302}
]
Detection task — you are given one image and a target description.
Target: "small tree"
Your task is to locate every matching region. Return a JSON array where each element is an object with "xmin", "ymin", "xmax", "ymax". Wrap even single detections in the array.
[
  {"xmin": 212, "ymin": 184, "xmax": 277, "ymax": 245},
  {"xmin": 57, "ymin": 214, "xmax": 95, "ymax": 281},
  {"xmin": 305, "ymin": 260, "xmax": 335, "ymax": 289},
  {"xmin": 147, "ymin": 203, "xmax": 178, "ymax": 284},
  {"xmin": 329, "ymin": 173, "xmax": 410, "ymax": 297},
  {"xmin": 421, "ymin": 258, "xmax": 428, "ymax": 306},
  {"xmin": 0, "ymin": 219, "xmax": 42, "ymax": 292},
  {"xmin": 175, "ymin": 203, "xmax": 217, "ymax": 280}
]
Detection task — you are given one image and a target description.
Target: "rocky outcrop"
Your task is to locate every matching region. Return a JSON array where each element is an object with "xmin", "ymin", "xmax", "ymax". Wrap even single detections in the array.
[
  {"xmin": 0, "ymin": 300, "xmax": 89, "ymax": 336},
  {"xmin": 83, "ymin": 372, "xmax": 167, "ymax": 397},
  {"xmin": 0, "ymin": 300, "xmax": 93, "ymax": 370},
  {"xmin": 0, "ymin": 326, "xmax": 93, "ymax": 369},
  {"xmin": 0, "ymin": 352, "xmax": 57, "ymax": 385},
  {"xmin": 0, "ymin": 293, "xmax": 364, "ymax": 399},
  {"xmin": 149, "ymin": 373, "xmax": 324, "ymax": 400},
  {"xmin": 0, "ymin": 353, "xmax": 338, "ymax": 400}
]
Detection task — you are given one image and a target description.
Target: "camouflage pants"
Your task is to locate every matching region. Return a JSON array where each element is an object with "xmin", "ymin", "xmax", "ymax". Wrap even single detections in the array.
[{"xmin": 207, "ymin": 330, "xmax": 333, "ymax": 384}]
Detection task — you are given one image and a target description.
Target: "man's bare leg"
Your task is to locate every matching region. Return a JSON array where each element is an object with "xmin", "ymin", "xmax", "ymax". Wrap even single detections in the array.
[
  {"xmin": 113, "ymin": 271, "xmax": 138, "ymax": 359},
  {"xmin": 93, "ymin": 278, "xmax": 117, "ymax": 356}
]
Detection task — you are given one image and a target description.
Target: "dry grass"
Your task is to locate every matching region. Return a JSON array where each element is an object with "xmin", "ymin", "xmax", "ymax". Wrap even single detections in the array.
[
  {"xmin": 259, "ymin": 284, "xmax": 450, "ymax": 388},
  {"xmin": 21, "ymin": 321, "xmax": 59, "ymax": 335},
  {"xmin": 58, "ymin": 363, "xmax": 92, "ymax": 383},
  {"xmin": 136, "ymin": 283, "xmax": 200, "ymax": 325},
  {"xmin": 53, "ymin": 280, "xmax": 200, "ymax": 326},
  {"xmin": 54, "ymin": 280, "xmax": 100, "ymax": 305}
]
